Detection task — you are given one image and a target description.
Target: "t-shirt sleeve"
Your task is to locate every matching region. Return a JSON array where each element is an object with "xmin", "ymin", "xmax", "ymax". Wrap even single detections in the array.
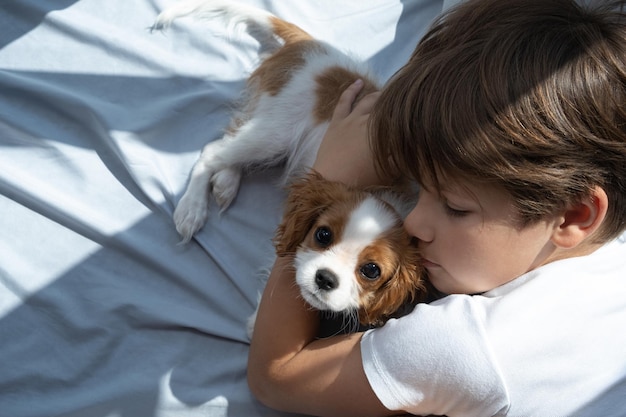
[{"xmin": 361, "ymin": 295, "xmax": 510, "ymax": 417}]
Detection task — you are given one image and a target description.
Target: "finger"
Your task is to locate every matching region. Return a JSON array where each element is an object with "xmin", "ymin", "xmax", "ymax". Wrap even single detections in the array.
[
  {"xmin": 351, "ymin": 91, "xmax": 381, "ymax": 116},
  {"xmin": 333, "ymin": 79, "xmax": 364, "ymax": 119}
]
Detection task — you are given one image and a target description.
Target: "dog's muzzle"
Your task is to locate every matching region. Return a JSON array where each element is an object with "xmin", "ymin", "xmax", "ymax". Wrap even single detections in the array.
[{"xmin": 315, "ymin": 268, "xmax": 339, "ymax": 291}]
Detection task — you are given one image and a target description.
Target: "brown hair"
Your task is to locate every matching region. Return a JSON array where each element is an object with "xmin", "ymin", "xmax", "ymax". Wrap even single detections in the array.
[{"xmin": 371, "ymin": 0, "xmax": 626, "ymax": 242}]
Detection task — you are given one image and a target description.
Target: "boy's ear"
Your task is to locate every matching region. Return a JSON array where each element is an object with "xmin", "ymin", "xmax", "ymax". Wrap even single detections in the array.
[{"xmin": 551, "ymin": 186, "xmax": 608, "ymax": 248}]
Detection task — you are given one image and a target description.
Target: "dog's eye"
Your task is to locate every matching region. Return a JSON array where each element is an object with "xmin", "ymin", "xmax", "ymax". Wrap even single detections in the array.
[
  {"xmin": 360, "ymin": 263, "xmax": 381, "ymax": 280},
  {"xmin": 314, "ymin": 226, "xmax": 333, "ymax": 247}
]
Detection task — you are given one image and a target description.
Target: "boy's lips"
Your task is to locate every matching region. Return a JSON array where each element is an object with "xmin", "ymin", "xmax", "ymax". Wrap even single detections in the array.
[{"xmin": 422, "ymin": 258, "xmax": 440, "ymax": 268}]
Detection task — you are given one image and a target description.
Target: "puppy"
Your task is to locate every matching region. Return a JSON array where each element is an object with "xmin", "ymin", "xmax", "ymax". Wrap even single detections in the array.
[
  {"xmin": 152, "ymin": 0, "xmax": 380, "ymax": 242},
  {"xmin": 270, "ymin": 172, "xmax": 427, "ymax": 332},
  {"xmin": 153, "ymin": 2, "xmax": 431, "ymax": 332}
]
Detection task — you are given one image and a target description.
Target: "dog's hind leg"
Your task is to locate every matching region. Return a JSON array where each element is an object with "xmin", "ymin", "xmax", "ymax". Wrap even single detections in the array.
[
  {"xmin": 173, "ymin": 139, "xmax": 227, "ymax": 242},
  {"xmin": 209, "ymin": 116, "xmax": 295, "ymax": 206}
]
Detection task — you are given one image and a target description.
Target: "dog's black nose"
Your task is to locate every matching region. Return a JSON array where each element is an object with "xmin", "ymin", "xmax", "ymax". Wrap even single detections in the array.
[{"xmin": 315, "ymin": 269, "xmax": 338, "ymax": 291}]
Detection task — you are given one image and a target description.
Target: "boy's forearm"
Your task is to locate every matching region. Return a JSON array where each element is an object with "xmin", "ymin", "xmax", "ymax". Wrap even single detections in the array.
[
  {"xmin": 247, "ymin": 257, "xmax": 394, "ymax": 417},
  {"xmin": 247, "ymin": 256, "xmax": 319, "ymax": 405}
]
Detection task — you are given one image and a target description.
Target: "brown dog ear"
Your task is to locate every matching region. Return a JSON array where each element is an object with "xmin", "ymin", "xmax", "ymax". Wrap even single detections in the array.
[
  {"xmin": 360, "ymin": 266, "xmax": 425, "ymax": 326},
  {"xmin": 274, "ymin": 171, "xmax": 352, "ymax": 256},
  {"xmin": 359, "ymin": 239, "xmax": 425, "ymax": 326}
]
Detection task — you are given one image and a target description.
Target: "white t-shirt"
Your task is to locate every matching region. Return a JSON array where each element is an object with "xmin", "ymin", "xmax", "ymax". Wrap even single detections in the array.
[{"xmin": 361, "ymin": 232, "xmax": 626, "ymax": 416}]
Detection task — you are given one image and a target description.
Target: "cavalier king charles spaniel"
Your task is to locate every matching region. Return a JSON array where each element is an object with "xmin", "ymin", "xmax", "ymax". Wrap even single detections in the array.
[{"xmin": 153, "ymin": 1, "xmax": 433, "ymax": 333}]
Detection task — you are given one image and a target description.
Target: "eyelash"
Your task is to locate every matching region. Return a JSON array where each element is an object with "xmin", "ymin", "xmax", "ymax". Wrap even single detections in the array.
[{"xmin": 444, "ymin": 203, "xmax": 470, "ymax": 218}]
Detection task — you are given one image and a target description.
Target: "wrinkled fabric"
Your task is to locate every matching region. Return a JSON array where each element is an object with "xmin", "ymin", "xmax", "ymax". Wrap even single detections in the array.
[{"xmin": 0, "ymin": 1, "xmax": 443, "ymax": 416}]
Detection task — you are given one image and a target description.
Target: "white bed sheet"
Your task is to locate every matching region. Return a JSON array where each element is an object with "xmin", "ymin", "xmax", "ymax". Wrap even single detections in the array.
[{"xmin": 0, "ymin": 1, "xmax": 444, "ymax": 416}]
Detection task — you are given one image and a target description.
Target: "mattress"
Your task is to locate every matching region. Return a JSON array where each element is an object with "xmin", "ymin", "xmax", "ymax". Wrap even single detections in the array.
[{"xmin": 0, "ymin": 1, "xmax": 446, "ymax": 416}]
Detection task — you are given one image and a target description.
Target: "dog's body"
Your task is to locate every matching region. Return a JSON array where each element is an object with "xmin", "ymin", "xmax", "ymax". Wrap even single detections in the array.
[
  {"xmin": 153, "ymin": 1, "xmax": 429, "ymax": 332},
  {"xmin": 153, "ymin": 0, "xmax": 380, "ymax": 242}
]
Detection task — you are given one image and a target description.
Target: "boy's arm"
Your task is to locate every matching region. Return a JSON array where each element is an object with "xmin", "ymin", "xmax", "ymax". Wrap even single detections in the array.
[
  {"xmin": 247, "ymin": 83, "xmax": 400, "ymax": 416},
  {"xmin": 247, "ymin": 256, "xmax": 397, "ymax": 417}
]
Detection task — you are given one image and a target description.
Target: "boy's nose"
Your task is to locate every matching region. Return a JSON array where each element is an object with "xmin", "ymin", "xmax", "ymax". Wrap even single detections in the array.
[{"xmin": 404, "ymin": 204, "xmax": 434, "ymax": 243}]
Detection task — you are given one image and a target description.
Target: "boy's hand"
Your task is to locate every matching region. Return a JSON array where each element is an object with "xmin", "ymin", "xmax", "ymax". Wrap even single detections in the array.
[{"xmin": 312, "ymin": 79, "xmax": 385, "ymax": 187}]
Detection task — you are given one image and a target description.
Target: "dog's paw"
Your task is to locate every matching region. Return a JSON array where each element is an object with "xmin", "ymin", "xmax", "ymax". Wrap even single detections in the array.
[
  {"xmin": 173, "ymin": 192, "xmax": 210, "ymax": 243},
  {"xmin": 211, "ymin": 167, "xmax": 242, "ymax": 212}
]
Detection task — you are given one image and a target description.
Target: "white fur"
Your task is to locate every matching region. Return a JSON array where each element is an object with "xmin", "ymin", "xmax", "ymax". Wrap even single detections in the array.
[{"xmin": 294, "ymin": 197, "xmax": 398, "ymax": 313}]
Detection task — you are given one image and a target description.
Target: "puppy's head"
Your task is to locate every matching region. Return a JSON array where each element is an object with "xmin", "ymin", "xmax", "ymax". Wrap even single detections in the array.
[{"xmin": 275, "ymin": 172, "xmax": 426, "ymax": 327}]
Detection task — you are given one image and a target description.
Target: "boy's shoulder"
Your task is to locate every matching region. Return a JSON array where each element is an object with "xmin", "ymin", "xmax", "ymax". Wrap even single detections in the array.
[{"xmin": 485, "ymin": 232, "xmax": 626, "ymax": 298}]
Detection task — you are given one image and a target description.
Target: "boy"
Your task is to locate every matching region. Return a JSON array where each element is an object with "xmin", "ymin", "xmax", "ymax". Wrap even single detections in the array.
[{"xmin": 248, "ymin": 0, "xmax": 626, "ymax": 415}]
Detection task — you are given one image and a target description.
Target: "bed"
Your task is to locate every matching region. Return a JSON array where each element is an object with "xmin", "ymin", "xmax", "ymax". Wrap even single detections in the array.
[{"xmin": 0, "ymin": 1, "xmax": 449, "ymax": 416}]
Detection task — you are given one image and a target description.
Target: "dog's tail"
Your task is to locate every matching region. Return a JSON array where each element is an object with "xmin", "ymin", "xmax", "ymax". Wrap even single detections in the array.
[{"xmin": 152, "ymin": 0, "xmax": 313, "ymax": 51}]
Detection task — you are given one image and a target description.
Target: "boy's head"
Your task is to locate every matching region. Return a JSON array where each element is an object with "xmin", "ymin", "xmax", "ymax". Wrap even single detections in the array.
[{"xmin": 371, "ymin": 0, "xmax": 626, "ymax": 243}]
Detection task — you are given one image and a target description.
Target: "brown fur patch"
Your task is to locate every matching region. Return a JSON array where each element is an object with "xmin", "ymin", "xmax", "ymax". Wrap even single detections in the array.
[
  {"xmin": 269, "ymin": 16, "xmax": 313, "ymax": 44},
  {"xmin": 356, "ymin": 228, "xmax": 424, "ymax": 325},
  {"xmin": 274, "ymin": 172, "xmax": 356, "ymax": 255},
  {"xmin": 249, "ymin": 41, "xmax": 322, "ymax": 97},
  {"xmin": 313, "ymin": 67, "xmax": 379, "ymax": 123},
  {"xmin": 247, "ymin": 17, "xmax": 317, "ymax": 97}
]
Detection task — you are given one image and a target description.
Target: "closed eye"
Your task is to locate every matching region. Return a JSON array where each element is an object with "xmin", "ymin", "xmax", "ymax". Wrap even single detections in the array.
[
  {"xmin": 442, "ymin": 197, "xmax": 471, "ymax": 217},
  {"xmin": 444, "ymin": 204, "xmax": 470, "ymax": 217}
]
